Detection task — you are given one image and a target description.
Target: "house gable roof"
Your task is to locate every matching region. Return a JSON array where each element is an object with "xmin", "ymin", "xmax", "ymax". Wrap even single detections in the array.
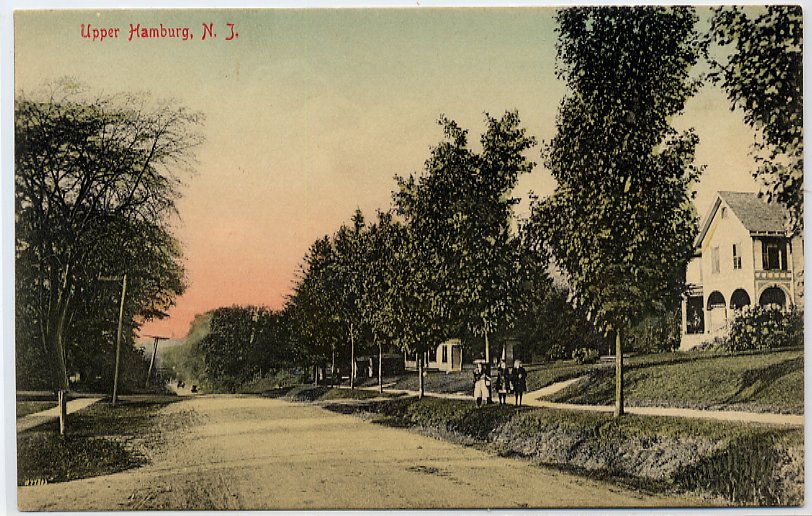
[{"xmin": 694, "ymin": 191, "xmax": 789, "ymax": 249}]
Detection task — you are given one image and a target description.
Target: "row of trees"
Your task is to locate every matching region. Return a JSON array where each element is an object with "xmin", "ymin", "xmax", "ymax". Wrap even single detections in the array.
[{"xmin": 285, "ymin": 112, "xmax": 542, "ymax": 396}]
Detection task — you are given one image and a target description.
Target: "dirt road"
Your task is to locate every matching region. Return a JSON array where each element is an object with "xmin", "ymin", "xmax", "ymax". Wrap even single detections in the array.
[{"xmin": 18, "ymin": 396, "xmax": 700, "ymax": 510}]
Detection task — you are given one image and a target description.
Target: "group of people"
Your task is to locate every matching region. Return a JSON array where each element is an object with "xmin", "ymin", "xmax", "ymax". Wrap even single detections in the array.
[{"xmin": 473, "ymin": 359, "xmax": 527, "ymax": 407}]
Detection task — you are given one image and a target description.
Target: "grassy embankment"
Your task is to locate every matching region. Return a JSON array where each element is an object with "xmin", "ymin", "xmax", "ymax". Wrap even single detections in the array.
[
  {"xmin": 17, "ymin": 396, "xmax": 183, "ymax": 486},
  {"xmin": 280, "ymin": 385, "xmax": 804, "ymax": 507},
  {"xmin": 359, "ymin": 348, "xmax": 803, "ymax": 414},
  {"xmin": 543, "ymin": 349, "xmax": 803, "ymax": 414}
]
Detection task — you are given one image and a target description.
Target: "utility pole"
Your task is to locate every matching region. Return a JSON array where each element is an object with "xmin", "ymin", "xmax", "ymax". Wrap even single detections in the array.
[
  {"xmin": 144, "ymin": 335, "xmax": 170, "ymax": 388},
  {"xmin": 100, "ymin": 274, "xmax": 127, "ymax": 405}
]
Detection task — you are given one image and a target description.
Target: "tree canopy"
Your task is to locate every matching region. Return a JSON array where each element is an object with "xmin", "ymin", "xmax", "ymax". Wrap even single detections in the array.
[
  {"xmin": 707, "ymin": 5, "xmax": 803, "ymax": 233},
  {"xmin": 15, "ymin": 82, "xmax": 202, "ymax": 391}
]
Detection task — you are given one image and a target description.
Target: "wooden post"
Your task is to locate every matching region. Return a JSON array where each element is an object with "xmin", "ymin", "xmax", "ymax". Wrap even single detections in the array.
[
  {"xmin": 112, "ymin": 274, "xmax": 127, "ymax": 405},
  {"xmin": 614, "ymin": 329, "xmax": 624, "ymax": 417},
  {"xmin": 378, "ymin": 341, "xmax": 383, "ymax": 393},
  {"xmin": 58, "ymin": 390, "xmax": 68, "ymax": 436}
]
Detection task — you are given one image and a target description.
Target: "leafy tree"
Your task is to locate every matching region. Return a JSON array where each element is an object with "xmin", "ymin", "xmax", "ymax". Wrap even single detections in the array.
[
  {"xmin": 456, "ymin": 113, "xmax": 536, "ymax": 362},
  {"xmin": 529, "ymin": 7, "xmax": 702, "ymax": 415},
  {"xmin": 359, "ymin": 211, "xmax": 405, "ymax": 392},
  {"xmin": 15, "ymin": 82, "xmax": 201, "ymax": 391},
  {"xmin": 393, "ymin": 113, "xmax": 534, "ymax": 395},
  {"xmin": 707, "ymin": 6, "xmax": 803, "ymax": 233},
  {"xmin": 328, "ymin": 210, "xmax": 368, "ymax": 389},
  {"xmin": 287, "ymin": 236, "xmax": 345, "ymax": 384}
]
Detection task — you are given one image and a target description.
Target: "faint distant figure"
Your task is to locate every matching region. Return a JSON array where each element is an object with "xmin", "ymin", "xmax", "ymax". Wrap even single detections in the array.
[
  {"xmin": 495, "ymin": 361, "xmax": 508, "ymax": 405},
  {"xmin": 191, "ymin": 385, "xmax": 198, "ymax": 393},
  {"xmin": 472, "ymin": 361, "xmax": 490, "ymax": 407},
  {"xmin": 511, "ymin": 359, "xmax": 527, "ymax": 406}
]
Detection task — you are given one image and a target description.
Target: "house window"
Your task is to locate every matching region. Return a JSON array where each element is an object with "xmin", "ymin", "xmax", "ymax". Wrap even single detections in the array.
[
  {"xmin": 441, "ymin": 345, "xmax": 448, "ymax": 363},
  {"xmin": 762, "ymin": 239, "xmax": 788, "ymax": 271},
  {"xmin": 721, "ymin": 207, "xmax": 727, "ymax": 219},
  {"xmin": 711, "ymin": 246, "xmax": 720, "ymax": 274},
  {"xmin": 732, "ymin": 243, "xmax": 742, "ymax": 270}
]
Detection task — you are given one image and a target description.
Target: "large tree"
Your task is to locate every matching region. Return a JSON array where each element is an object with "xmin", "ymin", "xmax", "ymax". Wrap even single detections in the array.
[
  {"xmin": 287, "ymin": 236, "xmax": 344, "ymax": 384},
  {"xmin": 530, "ymin": 7, "xmax": 702, "ymax": 416},
  {"xmin": 15, "ymin": 82, "xmax": 202, "ymax": 391},
  {"xmin": 328, "ymin": 210, "xmax": 368, "ymax": 389},
  {"xmin": 707, "ymin": 6, "xmax": 803, "ymax": 233},
  {"xmin": 359, "ymin": 210, "xmax": 404, "ymax": 392},
  {"xmin": 393, "ymin": 112, "xmax": 535, "ymax": 389}
]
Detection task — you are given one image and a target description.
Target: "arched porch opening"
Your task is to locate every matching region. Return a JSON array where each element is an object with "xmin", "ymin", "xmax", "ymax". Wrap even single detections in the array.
[
  {"xmin": 730, "ymin": 289, "xmax": 751, "ymax": 310},
  {"xmin": 706, "ymin": 291, "xmax": 727, "ymax": 333},
  {"xmin": 759, "ymin": 286, "xmax": 787, "ymax": 308}
]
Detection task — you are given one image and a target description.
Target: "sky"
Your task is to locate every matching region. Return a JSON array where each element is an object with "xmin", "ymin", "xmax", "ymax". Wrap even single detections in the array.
[{"xmin": 14, "ymin": 7, "xmax": 763, "ymax": 340}]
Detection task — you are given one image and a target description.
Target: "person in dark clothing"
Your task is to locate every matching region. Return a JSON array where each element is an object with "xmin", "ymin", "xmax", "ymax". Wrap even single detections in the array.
[
  {"xmin": 511, "ymin": 359, "xmax": 527, "ymax": 406},
  {"xmin": 495, "ymin": 362, "xmax": 508, "ymax": 405}
]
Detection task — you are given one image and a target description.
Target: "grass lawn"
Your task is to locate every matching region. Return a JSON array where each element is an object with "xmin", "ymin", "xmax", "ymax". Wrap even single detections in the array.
[
  {"xmin": 546, "ymin": 348, "xmax": 804, "ymax": 413},
  {"xmin": 16, "ymin": 401, "xmax": 56, "ymax": 419},
  {"xmin": 17, "ymin": 396, "xmax": 181, "ymax": 485},
  {"xmin": 358, "ymin": 369, "xmax": 475, "ymax": 394}
]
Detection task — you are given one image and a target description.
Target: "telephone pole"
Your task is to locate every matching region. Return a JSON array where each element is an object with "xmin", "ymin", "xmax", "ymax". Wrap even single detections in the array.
[
  {"xmin": 144, "ymin": 335, "xmax": 170, "ymax": 388},
  {"xmin": 100, "ymin": 274, "xmax": 127, "ymax": 405}
]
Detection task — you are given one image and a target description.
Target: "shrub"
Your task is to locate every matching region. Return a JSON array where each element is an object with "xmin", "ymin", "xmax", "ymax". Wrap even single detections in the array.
[
  {"xmin": 726, "ymin": 306, "xmax": 803, "ymax": 352},
  {"xmin": 547, "ymin": 343, "xmax": 567, "ymax": 361},
  {"xmin": 572, "ymin": 347, "xmax": 599, "ymax": 365}
]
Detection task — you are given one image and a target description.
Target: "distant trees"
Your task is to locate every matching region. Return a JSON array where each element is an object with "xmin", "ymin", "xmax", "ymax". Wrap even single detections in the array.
[
  {"xmin": 528, "ymin": 7, "xmax": 702, "ymax": 416},
  {"xmin": 707, "ymin": 6, "xmax": 803, "ymax": 233},
  {"xmin": 15, "ymin": 82, "xmax": 202, "ymax": 391},
  {"xmin": 196, "ymin": 306, "xmax": 293, "ymax": 391}
]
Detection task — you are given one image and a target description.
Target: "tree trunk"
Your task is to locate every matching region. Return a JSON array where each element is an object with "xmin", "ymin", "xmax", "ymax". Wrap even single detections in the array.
[
  {"xmin": 350, "ymin": 323, "xmax": 355, "ymax": 390},
  {"xmin": 483, "ymin": 321, "xmax": 490, "ymax": 364},
  {"xmin": 378, "ymin": 341, "xmax": 383, "ymax": 393},
  {"xmin": 331, "ymin": 348, "xmax": 336, "ymax": 387},
  {"xmin": 484, "ymin": 329, "xmax": 492, "ymax": 403},
  {"xmin": 49, "ymin": 310, "xmax": 70, "ymax": 392},
  {"xmin": 614, "ymin": 329, "xmax": 624, "ymax": 417},
  {"xmin": 44, "ymin": 283, "xmax": 73, "ymax": 392},
  {"xmin": 418, "ymin": 353, "xmax": 424, "ymax": 399},
  {"xmin": 313, "ymin": 364, "xmax": 319, "ymax": 386}
]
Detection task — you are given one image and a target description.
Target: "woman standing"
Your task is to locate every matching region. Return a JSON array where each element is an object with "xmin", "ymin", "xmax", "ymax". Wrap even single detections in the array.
[
  {"xmin": 511, "ymin": 359, "xmax": 527, "ymax": 406},
  {"xmin": 472, "ymin": 362, "xmax": 490, "ymax": 407}
]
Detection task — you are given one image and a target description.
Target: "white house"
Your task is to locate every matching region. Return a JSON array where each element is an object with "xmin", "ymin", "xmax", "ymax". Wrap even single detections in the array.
[
  {"xmin": 680, "ymin": 191, "xmax": 804, "ymax": 350},
  {"xmin": 405, "ymin": 339, "xmax": 463, "ymax": 372}
]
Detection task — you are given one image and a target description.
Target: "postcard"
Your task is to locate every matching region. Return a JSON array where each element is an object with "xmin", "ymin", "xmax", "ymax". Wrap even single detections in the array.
[{"xmin": 10, "ymin": 4, "xmax": 805, "ymax": 512}]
